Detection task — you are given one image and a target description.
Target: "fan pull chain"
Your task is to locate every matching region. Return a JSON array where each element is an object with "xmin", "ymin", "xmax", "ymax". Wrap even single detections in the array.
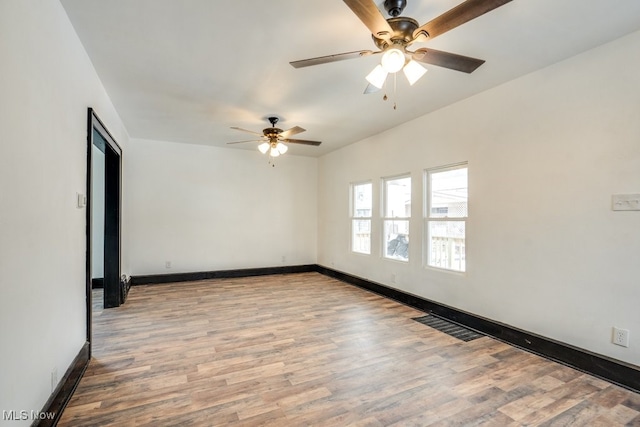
[
  {"xmin": 382, "ymin": 73, "xmax": 398, "ymax": 110},
  {"xmin": 382, "ymin": 76, "xmax": 388, "ymax": 102},
  {"xmin": 393, "ymin": 72, "xmax": 397, "ymax": 110},
  {"xmin": 381, "ymin": 74, "xmax": 398, "ymax": 110}
]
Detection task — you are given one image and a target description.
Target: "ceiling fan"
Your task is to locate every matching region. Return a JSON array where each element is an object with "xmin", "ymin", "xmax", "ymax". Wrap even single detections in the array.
[
  {"xmin": 290, "ymin": 0, "xmax": 512, "ymax": 90},
  {"xmin": 227, "ymin": 116, "xmax": 322, "ymax": 158}
]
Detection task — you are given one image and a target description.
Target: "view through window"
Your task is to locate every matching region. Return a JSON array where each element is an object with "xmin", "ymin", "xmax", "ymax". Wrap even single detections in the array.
[
  {"xmin": 426, "ymin": 165, "xmax": 468, "ymax": 272},
  {"xmin": 351, "ymin": 182, "xmax": 372, "ymax": 254},
  {"xmin": 383, "ymin": 175, "xmax": 411, "ymax": 261}
]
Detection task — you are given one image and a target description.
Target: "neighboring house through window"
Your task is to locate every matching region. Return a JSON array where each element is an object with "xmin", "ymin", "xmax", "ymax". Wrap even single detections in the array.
[
  {"xmin": 425, "ymin": 163, "xmax": 468, "ymax": 272},
  {"xmin": 383, "ymin": 175, "xmax": 411, "ymax": 261},
  {"xmin": 351, "ymin": 181, "xmax": 372, "ymax": 254}
]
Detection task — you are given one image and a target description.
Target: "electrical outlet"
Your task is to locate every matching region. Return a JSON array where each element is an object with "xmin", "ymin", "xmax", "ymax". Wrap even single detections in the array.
[
  {"xmin": 612, "ymin": 194, "xmax": 640, "ymax": 211},
  {"xmin": 391, "ymin": 274, "xmax": 396, "ymax": 284},
  {"xmin": 281, "ymin": 256, "xmax": 286, "ymax": 263},
  {"xmin": 612, "ymin": 327, "xmax": 630, "ymax": 347},
  {"xmin": 165, "ymin": 261, "xmax": 171, "ymax": 269}
]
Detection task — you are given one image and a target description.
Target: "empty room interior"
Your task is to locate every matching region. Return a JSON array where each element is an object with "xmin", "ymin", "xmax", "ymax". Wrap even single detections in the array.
[{"xmin": 2, "ymin": 0, "xmax": 640, "ymax": 425}]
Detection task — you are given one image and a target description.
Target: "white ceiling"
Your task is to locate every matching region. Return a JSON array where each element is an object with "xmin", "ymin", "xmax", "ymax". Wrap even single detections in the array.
[{"xmin": 60, "ymin": 0, "xmax": 640, "ymax": 157}]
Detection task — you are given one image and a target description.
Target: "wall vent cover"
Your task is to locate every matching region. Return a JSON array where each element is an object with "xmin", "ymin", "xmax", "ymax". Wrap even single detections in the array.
[{"xmin": 413, "ymin": 315, "xmax": 484, "ymax": 342}]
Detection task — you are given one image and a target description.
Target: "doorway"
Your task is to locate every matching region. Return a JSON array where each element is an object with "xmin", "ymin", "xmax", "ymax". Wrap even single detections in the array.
[{"xmin": 86, "ymin": 108, "xmax": 123, "ymax": 351}]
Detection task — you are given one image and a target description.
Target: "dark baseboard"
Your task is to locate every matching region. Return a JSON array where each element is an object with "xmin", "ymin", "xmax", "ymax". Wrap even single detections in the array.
[
  {"xmin": 91, "ymin": 278, "xmax": 103, "ymax": 289},
  {"xmin": 130, "ymin": 264, "xmax": 317, "ymax": 286},
  {"xmin": 35, "ymin": 341, "xmax": 90, "ymax": 427},
  {"xmin": 315, "ymin": 265, "xmax": 640, "ymax": 394}
]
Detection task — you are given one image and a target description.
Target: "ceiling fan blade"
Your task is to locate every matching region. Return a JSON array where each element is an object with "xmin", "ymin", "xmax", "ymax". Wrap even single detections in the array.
[
  {"xmin": 230, "ymin": 126, "xmax": 263, "ymax": 136},
  {"xmin": 412, "ymin": 48, "xmax": 485, "ymax": 73},
  {"xmin": 283, "ymin": 138, "xmax": 322, "ymax": 146},
  {"xmin": 343, "ymin": 0, "xmax": 393, "ymax": 41},
  {"xmin": 280, "ymin": 126, "xmax": 306, "ymax": 139},
  {"xmin": 364, "ymin": 83, "xmax": 382, "ymax": 94},
  {"xmin": 413, "ymin": 0, "xmax": 512, "ymax": 41},
  {"xmin": 226, "ymin": 139, "xmax": 264, "ymax": 145},
  {"xmin": 290, "ymin": 50, "xmax": 376, "ymax": 68}
]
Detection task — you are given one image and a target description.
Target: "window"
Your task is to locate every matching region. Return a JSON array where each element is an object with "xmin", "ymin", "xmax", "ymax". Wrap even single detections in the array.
[
  {"xmin": 351, "ymin": 182, "xmax": 372, "ymax": 254},
  {"xmin": 425, "ymin": 164, "xmax": 468, "ymax": 272},
  {"xmin": 382, "ymin": 175, "xmax": 411, "ymax": 261}
]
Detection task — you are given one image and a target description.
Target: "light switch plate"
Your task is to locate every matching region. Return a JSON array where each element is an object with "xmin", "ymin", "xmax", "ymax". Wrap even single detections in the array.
[
  {"xmin": 612, "ymin": 194, "xmax": 640, "ymax": 211},
  {"xmin": 77, "ymin": 192, "xmax": 87, "ymax": 208}
]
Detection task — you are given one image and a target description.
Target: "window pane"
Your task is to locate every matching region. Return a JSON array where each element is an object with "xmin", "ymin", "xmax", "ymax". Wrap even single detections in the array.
[
  {"xmin": 353, "ymin": 182, "xmax": 372, "ymax": 217},
  {"xmin": 384, "ymin": 220, "xmax": 409, "ymax": 261},
  {"xmin": 428, "ymin": 221, "xmax": 465, "ymax": 271},
  {"xmin": 385, "ymin": 177, "xmax": 411, "ymax": 218},
  {"xmin": 430, "ymin": 168, "xmax": 467, "ymax": 218},
  {"xmin": 352, "ymin": 219, "xmax": 371, "ymax": 254}
]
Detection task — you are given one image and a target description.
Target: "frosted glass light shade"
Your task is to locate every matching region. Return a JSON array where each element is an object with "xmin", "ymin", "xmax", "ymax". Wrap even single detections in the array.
[
  {"xmin": 365, "ymin": 64, "xmax": 388, "ymax": 89},
  {"xmin": 269, "ymin": 146, "xmax": 280, "ymax": 157},
  {"xmin": 276, "ymin": 142, "xmax": 288, "ymax": 154},
  {"xmin": 381, "ymin": 47, "xmax": 405, "ymax": 73},
  {"xmin": 403, "ymin": 60, "xmax": 427, "ymax": 85},
  {"xmin": 258, "ymin": 142, "xmax": 270, "ymax": 154}
]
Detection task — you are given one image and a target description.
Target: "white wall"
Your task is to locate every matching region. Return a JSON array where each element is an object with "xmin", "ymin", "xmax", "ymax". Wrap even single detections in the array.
[
  {"xmin": 125, "ymin": 139, "xmax": 317, "ymax": 275},
  {"xmin": 0, "ymin": 1, "xmax": 129, "ymax": 424},
  {"xmin": 318, "ymin": 30, "xmax": 640, "ymax": 367}
]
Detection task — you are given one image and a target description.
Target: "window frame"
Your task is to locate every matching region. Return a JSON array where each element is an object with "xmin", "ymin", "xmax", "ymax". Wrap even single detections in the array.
[
  {"xmin": 350, "ymin": 181, "xmax": 373, "ymax": 255},
  {"xmin": 424, "ymin": 163, "xmax": 468, "ymax": 273},
  {"xmin": 381, "ymin": 173, "xmax": 412, "ymax": 262}
]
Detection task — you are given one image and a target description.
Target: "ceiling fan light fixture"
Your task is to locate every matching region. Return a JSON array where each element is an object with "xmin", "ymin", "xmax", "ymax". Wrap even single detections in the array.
[
  {"xmin": 403, "ymin": 60, "xmax": 427, "ymax": 85},
  {"xmin": 258, "ymin": 142, "xmax": 270, "ymax": 154},
  {"xmin": 381, "ymin": 46, "xmax": 405, "ymax": 73},
  {"xmin": 228, "ymin": 117, "xmax": 321, "ymax": 160},
  {"xmin": 276, "ymin": 142, "xmax": 288, "ymax": 154},
  {"xmin": 366, "ymin": 64, "xmax": 388, "ymax": 89}
]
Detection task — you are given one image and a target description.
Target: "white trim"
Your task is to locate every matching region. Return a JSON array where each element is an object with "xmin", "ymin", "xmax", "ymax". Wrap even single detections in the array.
[{"xmin": 424, "ymin": 163, "xmax": 468, "ymax": 272}]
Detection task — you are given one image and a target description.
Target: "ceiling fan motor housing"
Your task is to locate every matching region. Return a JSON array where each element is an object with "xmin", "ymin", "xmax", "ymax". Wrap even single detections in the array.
[
  {"xmin": 372, "ymin": 16, "xmax": 419, "ymax": 50},
  {"xmin": 384, "ymin": 0, "xmax": 407, "ymax": 17},
  {"xmin": 263, "ymin": 127, "xmax": 283, "ymax": 139},
  {"xmin": 263, "ymin": 116, "xmax": 283, "ymax": 138}
]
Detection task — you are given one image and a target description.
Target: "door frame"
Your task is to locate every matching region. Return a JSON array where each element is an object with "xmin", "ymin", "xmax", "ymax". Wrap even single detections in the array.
[{"xmin": 85, "ymin": 108, "xmax": 122, "ymax": 354}]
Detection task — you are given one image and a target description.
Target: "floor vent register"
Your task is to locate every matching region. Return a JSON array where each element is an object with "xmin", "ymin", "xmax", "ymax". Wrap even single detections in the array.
[{"xmin": 413, "ymin": 315, "xmax": 485, "ymax": 342}]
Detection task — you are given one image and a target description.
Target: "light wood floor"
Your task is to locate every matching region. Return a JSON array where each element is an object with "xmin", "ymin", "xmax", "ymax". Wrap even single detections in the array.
[{"xmin": 59, "ymin": 273, "xmax": 640, "ymax": 426}]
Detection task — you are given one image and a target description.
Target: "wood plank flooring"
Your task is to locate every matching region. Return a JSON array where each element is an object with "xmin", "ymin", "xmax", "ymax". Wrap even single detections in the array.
[{"xmin": 59, "ymin": 273, "xmax": 640, "ymax": 426}]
